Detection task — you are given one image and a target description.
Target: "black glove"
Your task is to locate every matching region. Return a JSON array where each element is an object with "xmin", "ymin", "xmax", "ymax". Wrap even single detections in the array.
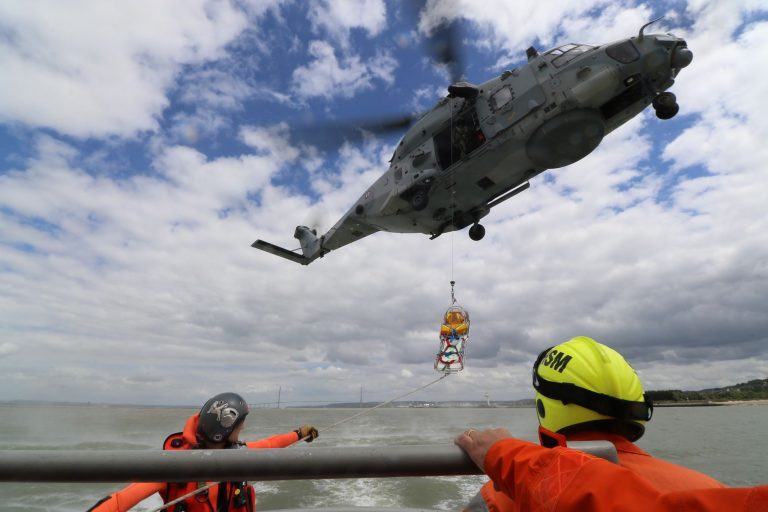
[{"xmin": 295, "ymin": 425, "xmax": 319, "ymax": 443}]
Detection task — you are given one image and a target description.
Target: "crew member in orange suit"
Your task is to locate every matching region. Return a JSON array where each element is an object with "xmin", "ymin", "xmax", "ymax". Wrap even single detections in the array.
[
  {"xmin": 461, "ymin": 336, "xmax": 728, "ymax": 512},
  {"xmin": 87, "ymin": 392, "xmax": 318, "ymax": 512},
  {"xmin": 456, "ymin": 427, "xmax": 767, "ymax": 512}
]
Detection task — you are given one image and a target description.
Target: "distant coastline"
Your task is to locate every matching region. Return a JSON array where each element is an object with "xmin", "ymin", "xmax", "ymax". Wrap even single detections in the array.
[
  {"xmin": 655, "ymin": 399, "xmax": 768, "ymax": 407},
  {"xmin": 3, "ymin": 399, "xmax": 768, "ymax": 409},
  {"xmin": 2, "ymin": 378, "xmax": 766, "ymax": 409},
  {"xmin": 718, "ymin": 399, "xmax": 768, "ymax": 406},
  {"xmin": 645, "ymin": 378, "xmax": 768, "ymax": 404}
]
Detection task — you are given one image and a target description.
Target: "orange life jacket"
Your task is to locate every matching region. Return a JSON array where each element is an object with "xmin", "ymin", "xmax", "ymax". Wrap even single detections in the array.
[
  {"xmin": 87, "ymin": 414, "xmax": 300, "ymax": 512},
  {"xmin": 161, "ymin": 418, "xmax": 256, "ymax": 512}
]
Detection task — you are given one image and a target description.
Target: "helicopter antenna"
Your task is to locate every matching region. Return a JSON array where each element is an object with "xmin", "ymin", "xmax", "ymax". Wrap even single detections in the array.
[{"xmin": 638, "ymin": 16, "xmax": 663, "ymax": 41}]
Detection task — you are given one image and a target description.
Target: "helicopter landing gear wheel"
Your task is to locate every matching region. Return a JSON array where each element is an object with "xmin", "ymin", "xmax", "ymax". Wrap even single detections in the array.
[
  {"xmin": 468, "ymin": 223, "xmax": 485, "ymax": 241},
  {"xmin": 653, "ymin": 92, "xmax": 679, "ymax": 120},
  {"xmin": 409, "ymin": 187, "xmax": 429, "ymax": 211}
]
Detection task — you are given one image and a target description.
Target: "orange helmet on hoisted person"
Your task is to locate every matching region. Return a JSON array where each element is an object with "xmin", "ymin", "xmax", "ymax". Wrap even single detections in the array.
[{"xmin": 441, "ymin": 305, "xmax": 470, "ymax": 338}]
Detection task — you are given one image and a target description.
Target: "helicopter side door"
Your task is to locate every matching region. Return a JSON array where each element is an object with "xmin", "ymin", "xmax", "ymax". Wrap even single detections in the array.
[{"xmin": 433, "ymin": 107, "xmax": 486, "ymax": 171}]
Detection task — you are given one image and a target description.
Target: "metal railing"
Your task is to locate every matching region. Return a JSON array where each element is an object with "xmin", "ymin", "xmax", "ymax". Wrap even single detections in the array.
[{"xmin": 0, "ymin": 442, "xmax": 617, "ymax": 482}]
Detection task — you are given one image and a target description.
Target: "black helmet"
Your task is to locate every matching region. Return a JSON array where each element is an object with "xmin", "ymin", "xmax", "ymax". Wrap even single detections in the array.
[{"xmin": 197, "ymin": 392, "xmax": 249, "ymax": 444}]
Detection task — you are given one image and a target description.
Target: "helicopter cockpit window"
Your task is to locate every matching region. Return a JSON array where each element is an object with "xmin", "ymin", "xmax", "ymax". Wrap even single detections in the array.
[
  {"xmin": 606, "ymin": 40, "xmax": 639, "ymax": 63},
  {"xmin": 491, "ymin": 87, "xmax": 513, "ymax": 111},
  {"xmin": 547, "ymin": 44, "xmax": 595, "ymax": 68}
]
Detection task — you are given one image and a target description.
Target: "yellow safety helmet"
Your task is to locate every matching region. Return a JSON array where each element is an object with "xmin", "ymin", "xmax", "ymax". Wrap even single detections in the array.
[{"xmin": 532, "ymin": 336, "xmax": 653, "ymax": 441}]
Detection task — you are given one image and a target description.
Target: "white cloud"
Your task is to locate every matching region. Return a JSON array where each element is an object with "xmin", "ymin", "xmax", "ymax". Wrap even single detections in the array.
[
  {"xmin": 7, "ymin": 117, "xmax": 764, "ymax": 405},
  {"xmin": 178, "ymin": 68, "xmax": 254, "ymax": 110},
  {"xmin": 419, "ymin": 0, "xmax": 629, "ymax": 56},
  {"xmin": 0, "ymin": 0, "xmax": 248, "ymax": 138},
  {"xmin": 1, "ymin": 1, "xmax": 767, "ymax": 406},
  {"xmin": 670, "ymin": 5, "xmax": 768, "ymax": 135},
  {"xmin": 238, "ymin": 0, "xmax": 287, "ymax": 18},
  {"xmin": 167, "ymin": 66, "xmax": 257, "ymax": 144},
  {"xmin": 309, "ymin": 0, "xmax": 387, "ymax": 46},
  {"xmin": 292, "ymin": 41, "xmax": 398, "ymax": 100},
  {"xmin": 0, "ymin": 342, "xmax": 18, "ymax": 358},
  {"xmin": 240, "ymin": 123, "xmax": 301, "ymax": 161}
]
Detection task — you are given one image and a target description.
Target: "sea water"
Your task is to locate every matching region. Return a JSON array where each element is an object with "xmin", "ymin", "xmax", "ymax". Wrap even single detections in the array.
[{"xmin": 0, "ymin": 404, "xmax": 766, "ymax": 511}]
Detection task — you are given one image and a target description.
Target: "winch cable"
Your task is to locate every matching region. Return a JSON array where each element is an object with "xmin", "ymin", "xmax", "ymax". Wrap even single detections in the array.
[
  {"xmin": 149, "ymin": 373, "xmax": 450, "ymax": 512},
  {"xmin": 450, "ymin": 98, "xmax": 456, "ymax": 283}
]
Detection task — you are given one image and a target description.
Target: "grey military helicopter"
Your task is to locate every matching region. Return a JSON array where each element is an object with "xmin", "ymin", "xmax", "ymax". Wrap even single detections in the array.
[{"xmin": 253, "ymin": 18, "xmax": 693, "ymax": 265}]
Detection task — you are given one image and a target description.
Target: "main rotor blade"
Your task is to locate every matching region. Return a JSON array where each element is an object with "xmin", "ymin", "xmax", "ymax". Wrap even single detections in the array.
[
  {"xmin": 412, "ymin": 0, "xmax": 466, "ymax": 84},
  {"xmin": 358, "ymin": 114, "xmax": 417, "ymax": 134},
  {"xmin": 291, "ymin": 114, "xmax": 418, "ymax": 151},
  {"xmin": 427, "ymin": 19, "xmax": 465, "ymax": 84}
]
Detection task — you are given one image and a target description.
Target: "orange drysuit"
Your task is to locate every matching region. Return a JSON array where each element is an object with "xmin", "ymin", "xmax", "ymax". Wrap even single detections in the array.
[
  {"xmin": 468, "ymin": 431, "xmax": 725, "ymax": 512},
  {"xmin": 87, "ymin": 414, "xmax": 301, "ymax": 512},
  {"xmin": 480, "ymin": 437, "xmax": 767, "ymax": 512}
]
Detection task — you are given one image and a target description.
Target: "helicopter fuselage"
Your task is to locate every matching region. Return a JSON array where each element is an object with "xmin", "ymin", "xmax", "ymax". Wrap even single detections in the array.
[
  {"xmin": 349, "ymin": 32, "xmax": 691, "ymax": 239},
  {"xmin": 252, "ymin": 28, "xmax": 692, "ymax": 264}
]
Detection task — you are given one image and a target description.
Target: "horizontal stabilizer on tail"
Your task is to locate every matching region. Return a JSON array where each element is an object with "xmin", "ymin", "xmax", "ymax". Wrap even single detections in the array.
[
  {"xmin": 252, "ymin": 212, "xmax": 380, "ymax": 264},
  {"xmin": 251, "ymin": 225, "xmax": 324, "ymax": 265},
  {"xmin": 251, "ymin": 239, "xmax": 314, "ymax": 265}
]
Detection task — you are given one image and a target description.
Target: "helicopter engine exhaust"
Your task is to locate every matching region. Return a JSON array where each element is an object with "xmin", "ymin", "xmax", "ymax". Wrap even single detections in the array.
[{"xmin": 294, "ymin": 226, "xmax": 321, "ymax": 258}]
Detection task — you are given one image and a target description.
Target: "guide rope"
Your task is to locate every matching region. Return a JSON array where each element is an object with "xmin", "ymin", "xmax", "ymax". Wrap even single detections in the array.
[
  {"xmin": 150, "ymin": 485, "xmax": 215, "ymax": 512},
  {"xmin": 311, "ymin": 372, "xmax": 449, "ymax": 435},
  {"xmin": 149, "ymin": 373, "xmax": 450, "ymax": 511}
]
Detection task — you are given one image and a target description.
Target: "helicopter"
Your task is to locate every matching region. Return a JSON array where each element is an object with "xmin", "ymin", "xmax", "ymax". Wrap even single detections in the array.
[{"xmin": 252, "ymin": 18, "xmax": 693, "ymax": 265}]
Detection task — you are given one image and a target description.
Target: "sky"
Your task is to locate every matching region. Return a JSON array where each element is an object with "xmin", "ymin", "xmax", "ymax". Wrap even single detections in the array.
[{"xmin": 1, "ymin": 0, "xmax": 767, "ymax": 408}]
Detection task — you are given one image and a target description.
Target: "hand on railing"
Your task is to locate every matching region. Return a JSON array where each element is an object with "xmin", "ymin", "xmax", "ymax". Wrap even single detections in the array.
[{"xmin": 295, "ymin": 425, "xmax": 319, "ymax": 443}]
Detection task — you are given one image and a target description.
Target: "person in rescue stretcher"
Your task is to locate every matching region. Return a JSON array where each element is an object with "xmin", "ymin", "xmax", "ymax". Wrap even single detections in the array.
[
  {"xmin": 87, "ymin": 392, "xmax": 319, "ymax": 512},
  {"xmin": 436, "ymin": 305, "xmax": 470, "ymax": 372}
]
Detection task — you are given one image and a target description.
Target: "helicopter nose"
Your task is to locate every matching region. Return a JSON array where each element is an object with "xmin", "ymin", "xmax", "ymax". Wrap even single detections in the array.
[{"xmin": 671, "ymin": 42, "xmax": 693, "ymax": 69}]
